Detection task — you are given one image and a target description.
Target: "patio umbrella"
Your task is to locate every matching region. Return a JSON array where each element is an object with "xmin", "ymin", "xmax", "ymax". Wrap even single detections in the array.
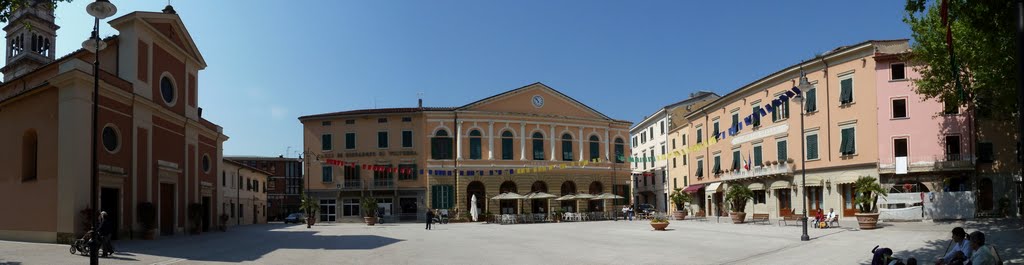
[
  {"xmin": 524, "ymin": 192, "xmax": 557, "ymax": 199},
  {"xmin": 572, "ymin": 193, "xmax": 596, "ymax": 200},
  {"xmin": 471, "ymin": 195, "xmax": 479, "ymax": 222},
  {"xmin": 554, "ymin": 194, "xmax": 576, "ymax": 201},
  {"xmin": 590, "ymin": 193, "xmax": 625, "ymax": 200},
  {"xmin": 491, "ymin": 192, "xmax": 526, "ymax": 200}
]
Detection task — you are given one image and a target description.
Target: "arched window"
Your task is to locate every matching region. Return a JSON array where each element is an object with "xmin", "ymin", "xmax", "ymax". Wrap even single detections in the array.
[
  {"xmin": 500, "ymin": 181, "xmax": 518, "ymax": 193},
  {"xmin": 160, "ymin": 76, "xmax": 176, "ymax": 105},
  {"xmin": 22, "ymin": 130, "xmax": 37, "ymax": 181},
  {"xmin": 469, "ymin": 130, "xmax": 482, "ymax": 160},
  {"xmin": 431, "ymin": 129, "xmax": 453, "ymax": 159},
  {"xmin": 589, "ymin": 181, "xmax": 604, "ymax": 194},
  {"xmin": 561, "ymin": 134, "xmax": 573, "ymax": 161},
  {"xmin": 589, "ymin": 135, "xmax": 600, "ymax": 161},
  {"xmin": 501, "ymin": 131, "xmax": 514, "ymax": 160},
  {"xmin": 614, "ymin": 138, "xmax": 625, "ymax": 163},
  {"xmin": 532, "ymin": 132, "xmax": 545, "ymax": 160}
]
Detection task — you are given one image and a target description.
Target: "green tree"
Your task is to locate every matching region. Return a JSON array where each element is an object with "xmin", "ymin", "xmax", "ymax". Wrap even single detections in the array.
[
  {"xmin": 1, "ymin": 1, "xmax": 73, "ymax": 23},
  {"xmin": 903, "ymin": 0, "xmax": 1016, "ymax": 118}
]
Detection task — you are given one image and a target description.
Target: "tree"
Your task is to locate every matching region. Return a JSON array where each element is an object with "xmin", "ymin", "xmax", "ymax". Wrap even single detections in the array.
[
  {"xmin": 903, "ymin": 0, "xmax": 1016, "ymax": 118},
  {"xmin": 0, "ymin": 0, "xmax": 73, "ymax": 23}
]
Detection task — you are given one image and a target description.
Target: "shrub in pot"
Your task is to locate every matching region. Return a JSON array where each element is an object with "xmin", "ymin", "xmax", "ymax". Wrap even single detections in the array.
[
  {"xmin": 137, "ymin": 202, "xmax": 157, "ymax": 239},
  {"xmin": 361, "ymin": 196, "xmax": 379, "ymax": 226},
  {"xmin": 725, "ymin": 185, "xmax": 753, "ymax": 224},
  {"xmin": 649, "ymin": 213, "xmax": 670, "ymax": 231},
  {"xmin": 669, "ymin": 188, "xmax": 691, "ymax": 220},
  {"xmin": 299, "ymin": 194, "xmax": 319, "ymax": 228},
  {"xmin": 854, "ymin": 176, "xmax": 887, "ymax": 230}
]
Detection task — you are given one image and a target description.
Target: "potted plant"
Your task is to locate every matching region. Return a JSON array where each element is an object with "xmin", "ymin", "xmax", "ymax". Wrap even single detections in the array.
[
  {"xmin": 786, "ymin": 158, "xmax": 794, "ymax": 164},
  {"xmin": 854, "ymin": 176, "xmax": 887, "ymax": 230},
  {"xmin": 650, "ymin": 213, "xmax": 670, "ymax": 231},
  {"xmin": 725, "ymin": 184, "xmax": 753, "ymax": 224},
  {"xmin": 361, "ymin": 196, "xmax": 379, "ymax": 226},
  {"xmin": 187, "ymin": 203, "xmax": 203, "ymax": 235},
  {"xmin": 670, "ymin": 188, "xmax": 692, "ymax": 220},
  {"xmin": 137, "ymin": 202, "xmax": 157, "ymax": 239},
  {"xmin": 299, "ymin": 194, "xmax": 319, "ymax": 228},
  {"xmin": 554, "ymin": 209, "xmax": 565, "ymax": 223}
]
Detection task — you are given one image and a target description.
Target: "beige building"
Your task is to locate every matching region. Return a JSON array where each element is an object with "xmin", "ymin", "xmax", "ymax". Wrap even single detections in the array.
[
  {"xmin": 220, "ymin": 160, "xmax": 270, "ymax": 226},
  {"xmin": 0, "ymin": 4, "xmax": 226, "ymax": 242},
  {"xmin": 671, "ymin": 40, "xmax": 911, "ymax": 220},
  {"xmin": 299, "ymin": 83, "xmax": 632, "ymax": 222}
]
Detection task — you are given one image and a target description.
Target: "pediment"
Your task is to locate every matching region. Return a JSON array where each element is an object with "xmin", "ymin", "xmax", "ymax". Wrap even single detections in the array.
[{"xmin": 459, "ymin": 83, "xmax": 611, "ymax": 120}]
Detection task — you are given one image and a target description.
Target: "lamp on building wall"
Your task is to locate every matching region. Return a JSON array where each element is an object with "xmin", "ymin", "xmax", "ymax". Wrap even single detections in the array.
[
  {"xmin": 793, "ymin": 70, "xmax": 812, "ymax": 242},
  {"xmin": 83, "ymin": 1, "xmax": 116, "ymax": 264},
  {"xmin": 826, "ymin": 179, "xmax": 832, "ymax": 193}
]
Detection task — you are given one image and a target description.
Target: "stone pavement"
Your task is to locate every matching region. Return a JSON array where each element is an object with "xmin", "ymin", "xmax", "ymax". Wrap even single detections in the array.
[{"xmin": 0, "ymin": 218, "xmax": 1020, "ymax": 265}]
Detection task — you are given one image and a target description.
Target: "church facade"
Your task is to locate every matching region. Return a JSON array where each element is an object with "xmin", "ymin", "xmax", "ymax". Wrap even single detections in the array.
[{"xmin": 0, "ymin": 4, "xmax": 226, "ymax": 243}]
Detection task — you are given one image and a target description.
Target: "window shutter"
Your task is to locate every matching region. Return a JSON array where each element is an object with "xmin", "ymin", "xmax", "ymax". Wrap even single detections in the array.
[
  {"xmin": 777, "ymin": 141, "xmax": 787, "ymax": 161},
  {"xmin": 806, "ymin": 89, "xmax": 817, "ymax": 112},
  {"xmin": 431, "ymin": 185, "xmax": 439, "ymax": 209},
  {"xmin": 840, "ymin": 79, "xmax": 853, "ymax": 103},
  {"xmin": 754, "ymin": 146, "xmax": 762, "ymax": 165},
  {"xmin": 784, "ymin": 99, "xmax": 790, "ymax": 118},
  {"xmin": 446, "ymin": 185, "xmax": 455, "ymax": 208},
  {"xmin": 807, "ymin": 135, "xmax": 818, "ymax": 159},
  {"xmin": 732, "ymin": 152, "xmax": 740, "ymax": 170},
  {"xmin": 752, "ymin": 106, "xmax": 761, "ymax": 126}
]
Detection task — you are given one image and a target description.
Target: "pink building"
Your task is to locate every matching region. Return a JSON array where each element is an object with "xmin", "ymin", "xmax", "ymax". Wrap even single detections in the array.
[{"xmin": 874, "ymin": 52, "xmax": 973, "ymax": 193}]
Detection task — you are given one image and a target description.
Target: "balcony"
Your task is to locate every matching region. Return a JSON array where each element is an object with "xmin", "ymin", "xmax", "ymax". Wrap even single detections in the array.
[
  {"xmin": 719, "ymin": 163, "xmax": 795, "ymax": 182},
  {"xmin": 373, "ymin": 179, "xmax": 395, "ymax": 189},
  {"xmin": 879, "ymin": 154, "xmax": 974, "ymax": 174},
  {"xmin": 341, "ymin": 180, "xmax": 361, "ymax": 190}
]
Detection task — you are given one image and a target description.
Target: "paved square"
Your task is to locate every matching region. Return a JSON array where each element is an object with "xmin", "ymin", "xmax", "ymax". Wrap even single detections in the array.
[{"xmin": 1, "ymin": 218, "xmax": 1021, "ymax": 264}]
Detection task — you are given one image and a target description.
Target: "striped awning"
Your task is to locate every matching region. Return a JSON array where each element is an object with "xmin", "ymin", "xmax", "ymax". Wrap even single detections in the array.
[
  {"xmin": 705, "ymin": 182, "xmax": 723, "ymax": 193},
  {"xmin": 769, "ymin": 179, "xmax": 791, "ymax": 189},
  {"xmin": 801, "ymin": 176, "xmax": 824, "ymax": 187},
  {"xmin": 747, "ymin": 182, "xmax": 765, "ymax": 191}
]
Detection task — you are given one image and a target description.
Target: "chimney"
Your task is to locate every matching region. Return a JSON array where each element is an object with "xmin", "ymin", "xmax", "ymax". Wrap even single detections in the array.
[{"xmin": 418, "ymin": 98, "xmax": 423, "ymax": 108}]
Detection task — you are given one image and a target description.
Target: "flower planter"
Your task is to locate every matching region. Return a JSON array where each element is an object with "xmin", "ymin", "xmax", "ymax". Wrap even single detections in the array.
[
  {"xmin": 364, "ymin": 217, "xmax": 377, "ymax": 226},
  {"xmin": 730, "ymin": 212, "xmax": 747, "ymax": 224},
  {"xmin": 650, "ymin": 222, "xmax": 669, "ymax": 231},
  {"xmin": 855, "ymin": 213, "xmax": 880, "ymax": 230},
  {"xmin": 673, "ymin": 211, "xmax": 687, "ymax": 220}
]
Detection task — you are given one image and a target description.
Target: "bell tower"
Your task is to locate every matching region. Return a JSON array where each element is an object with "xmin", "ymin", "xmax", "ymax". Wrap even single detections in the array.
[{"xmin": 2, "ymin": 0, "xmax": 60, "ymax": 82}]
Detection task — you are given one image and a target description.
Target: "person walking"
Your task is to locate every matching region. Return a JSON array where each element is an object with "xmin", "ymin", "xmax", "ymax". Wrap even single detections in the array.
[
  {"xmin": 627, "ymin": 205, "xmax": 634, "ymax": 221},
  {"xmin": 97, "ymin": 211, "xmax": 114, "ymax": 257},
  {"xmin": 621, "ymin": 205, "xmax": 628, "ymax": 221},
  {"xmin": 425, "ymin": 208, "xmax": 434, "ymax": 230}
]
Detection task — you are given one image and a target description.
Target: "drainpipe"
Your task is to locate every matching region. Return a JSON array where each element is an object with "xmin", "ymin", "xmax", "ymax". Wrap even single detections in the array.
[
  {"xmin": 236, "ymin": 166, "xmax": 241, "ymax": 225},
  {"xmin": 820, "ymin": 57, "xmax": 832, "ymax": 162}
]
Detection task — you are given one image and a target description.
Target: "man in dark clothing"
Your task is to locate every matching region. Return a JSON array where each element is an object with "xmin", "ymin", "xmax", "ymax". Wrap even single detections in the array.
[
  {"xmin": 97, "ymin": 211, "xmax": 114, "ymax": 257},
  {"xmin": 426, "ymin": 209, "xmax": 434, "ymax": 230}
]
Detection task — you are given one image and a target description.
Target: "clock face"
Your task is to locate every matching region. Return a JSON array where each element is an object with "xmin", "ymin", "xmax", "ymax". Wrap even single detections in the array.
[{"xmin": 532, "ymin": 95, "xmax": 544, "ymax": 108}]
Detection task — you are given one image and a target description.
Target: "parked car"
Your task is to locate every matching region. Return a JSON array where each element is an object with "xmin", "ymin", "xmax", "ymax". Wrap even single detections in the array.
[
  {"xmin": 284, "ymin": 213, "xmax": 305, "ymax": 224},
  {"xmin": 637, "ymin": 204, "xmax": 656, "ymax": 214}
]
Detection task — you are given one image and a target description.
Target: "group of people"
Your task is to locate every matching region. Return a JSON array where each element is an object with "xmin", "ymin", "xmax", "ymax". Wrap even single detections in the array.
[
  {"xmin": 812, "ymin": 208, "xmax": 840, "ymax": 228},
  {"xmin": 934, "ymin": 227, "xmax": 1001, "ymax": 265}
]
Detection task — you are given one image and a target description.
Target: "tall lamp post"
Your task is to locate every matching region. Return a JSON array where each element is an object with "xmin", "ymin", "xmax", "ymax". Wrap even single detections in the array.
[
  {"xmin": 83, "ymin": 1, "xmax": 116, "ymax": 264},
  {"xmin": 793, "ymin": 71, "xmax": 812, "ymax": 241},
  {"xmin": 298, "ymin": 151, "xmax": 321, "ymax": 222}
]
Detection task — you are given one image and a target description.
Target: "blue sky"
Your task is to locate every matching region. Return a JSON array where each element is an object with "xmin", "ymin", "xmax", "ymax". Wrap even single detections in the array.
[{"xmin": 50, "ymin": 0, "xmax": 911, "ymax": 157}]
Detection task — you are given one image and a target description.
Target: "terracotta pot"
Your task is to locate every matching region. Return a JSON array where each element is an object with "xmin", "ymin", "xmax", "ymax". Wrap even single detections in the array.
[
  {"xmin": 650, "ymin": 222, "xmax": 669, "ymax": 231},
  {"xmin": 306, "ymin": 216, "xmax": 316, "ymax": 228},
  {"xmin": 673, "ymin": 211, "xmax": 687, "ymax": 220},
  {"xmin": 364, "ymin": 217, "xmax": 377, "ymax": 226},
  {"xmin": 855, "ymin": 213, "xmax": 880, "ymax": 230},
  {"xmin": 730, "ymin": 212, "xmax": 746, "ymax": 224},
  {"xmin": 142, "ymin": 229, "xmax": 156, "ymax": 240}
]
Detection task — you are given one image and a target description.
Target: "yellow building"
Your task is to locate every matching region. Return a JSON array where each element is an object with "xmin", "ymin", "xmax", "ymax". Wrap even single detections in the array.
[{"xmin": 299, "ymin": 83, "xmax": 632, "ymax": 222}]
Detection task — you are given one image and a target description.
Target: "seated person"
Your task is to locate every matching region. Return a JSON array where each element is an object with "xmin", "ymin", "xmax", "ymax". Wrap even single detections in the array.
[
  {"xmin": 825, "ymin": 208, "xmax": 838, "ymax": 225},
  {"xmin": 968, "ymin": 231, "xmax": 999, "ymax": 265},
  {"xmin": 936, "ymin": 227, "xmax": 970, "ymax": 265},
  {"xmin": 814, "ymin": 210, "xmax": 825, "ymax": 228}
]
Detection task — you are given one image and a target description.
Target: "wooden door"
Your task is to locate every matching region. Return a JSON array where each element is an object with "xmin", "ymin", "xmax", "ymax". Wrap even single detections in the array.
[
  {"xmin": 978, "ymin": 178, "xmax": 993, "ymax": 211},
  {"xmin": 777, "ymin": 189, "xmax": 792, "ymax": 216},
  {"xmin": 841, "ymin": 184, "xmax": 858, "ymax": 217},
  {"xmin": 160, "ymin": 183, "xmax": 175, "ymax": 236}
]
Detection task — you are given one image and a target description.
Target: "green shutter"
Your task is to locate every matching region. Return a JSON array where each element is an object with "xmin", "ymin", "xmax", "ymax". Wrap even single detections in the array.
[
  {"xmin": 732, "ymin": 151, "xmax": 740, "ymax": 170},
  {"xmin": 754, "ymin": 146, "xmax": 762, "ymax": 165},
  {"xmin": 713, "ymin": 157, "xmax": 720, "ymax": 173},
  {"xmin": 431, "ymin": 185, "xmax": 439, "ymax": 209},
  {"xmin": 807, "ymin": 135, "xmax": 818, "ymax": 160},
  {"xmin": 777, "ymin": 141, "xmax": 787, "ymax": 161},
  {"xmin": 752, "ymin": 106, "xmax": 760, "ymax": 126},
  {"xmin": 806, "ymin": 89, "xmax": 817, "ymax": 112},
  {"xmin": 784, "ymin": 99, "xmax": 790, "ymax": 118},
  {"xmin": 840, "ymin": 128, "xmax": 855, "ymax": 155},
  {"xmin": 840, "ymin": 79, "xmax": 853, "ymax": 103}
]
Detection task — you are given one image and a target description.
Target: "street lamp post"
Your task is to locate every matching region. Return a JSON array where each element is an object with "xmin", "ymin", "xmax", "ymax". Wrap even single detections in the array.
[
  {"xmin": 794, "ymin": 71, "xmax": 812, "ymax": 242},
  {"xmin": 82, "ymin": 1, "xmax": 116, "ymax": 264}
]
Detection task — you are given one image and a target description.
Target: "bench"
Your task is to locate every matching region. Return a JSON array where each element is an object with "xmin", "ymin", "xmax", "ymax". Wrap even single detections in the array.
[
  {"xmin": 751, "ymin": 213, "xmax": 770, "ymax": 224},
  {"xmin": 778, "ymin": 215, "xmax": 803, "ymax": 226}
]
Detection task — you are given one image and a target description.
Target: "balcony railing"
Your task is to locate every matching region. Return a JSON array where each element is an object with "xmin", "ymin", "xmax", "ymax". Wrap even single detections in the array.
[
  {"xmin": 373, "ymin": 179, "xmax": 394, "ymax": 188},
  {"xmin": 719, "ymin": 163, "xmax": 795, "ymax": 182},
  {"xmin": 879, "ymin": 154, "xmax": 974, "ymax": 173},
  {"xmin": 342, "ymin": 180, "xmax": 361, "ymax": 189}
]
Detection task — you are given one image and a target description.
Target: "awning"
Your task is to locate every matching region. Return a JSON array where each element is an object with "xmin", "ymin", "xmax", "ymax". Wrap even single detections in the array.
[
  {"xmin": 682, "ymin": 184, "xmax": 705, "ymax": 193},
  {"xmin": 747, "ymin": 182, "xmax": 765, "ymax": 191},
  {"xmin": 769, "ymin": 179, "xmax": 791, "ymax": 190},
  {"xmin": 801, "ymin": 176, "xmax": 824, "ymax": 187},
  {"xmin": 705, "ymin": 182, "xmax": 723, "ymax": 193}
]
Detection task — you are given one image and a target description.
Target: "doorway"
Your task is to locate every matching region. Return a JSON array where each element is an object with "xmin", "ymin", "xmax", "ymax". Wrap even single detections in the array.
[
  {"xmin": 807, "ymin": 187, "xmax": 823, "ymax": 215},
  {"xmin": 713, "ymin": 192, "xmax": 724, "ymax": 216},
  {"xmin": 467, "ymin": 181, "xmax": 486, "ymax": 214},
  {"xmin": 777, "ymin": 188, "xmax": 792, "ymax": 216},
  {"xmin": 159, "ymin": 183, "xmax": 175, "ymax": 236},
  {"xmin": 399, "ymin": 197, "xmax": 418, "ymax": 221},
  {"xmin": 201, "ymin": 197, "xmax": 211, "ymax": 232},
  {"xmin": 978, "ymin": 178, "xmax": 994, "ymax": 211},
  {"xmin": 841, "ymin": 184, "xmax": 858, "ymax": 217},
  {"xmin": 100, "ymin": 188, "xmax": 120, "ymax": 240}
]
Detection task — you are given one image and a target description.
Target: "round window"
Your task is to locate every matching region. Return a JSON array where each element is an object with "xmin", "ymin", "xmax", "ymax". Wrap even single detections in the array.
[
  {"xmin": 160, "ymin": 76, "xmax": 176, "ymax": 105},
  {"xmin": 102, "ymin": 126, "xmax": 118, "ymax": 152},
  {"xmin": 202, "ymin": 155, "xmax": 211, "ymax": 173}
]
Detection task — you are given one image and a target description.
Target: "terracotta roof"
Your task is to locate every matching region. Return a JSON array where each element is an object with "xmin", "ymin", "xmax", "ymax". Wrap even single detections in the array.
[
  {"xmin": 298, "ymin": 107, "xmax": 457, "ymax": 120},
  {"xmin": 223, "ymin": 159, "xmax": 274, "ymax": 176}
]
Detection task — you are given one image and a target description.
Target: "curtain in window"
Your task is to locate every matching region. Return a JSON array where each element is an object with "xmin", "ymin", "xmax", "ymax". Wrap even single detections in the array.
[
  {"xmin": 840, "ymin": 79, "xmax": 853, "ymax": 104},
  {"xmin": 840, "ymin": 128, "xmax": 855, "ymax": 155}
]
